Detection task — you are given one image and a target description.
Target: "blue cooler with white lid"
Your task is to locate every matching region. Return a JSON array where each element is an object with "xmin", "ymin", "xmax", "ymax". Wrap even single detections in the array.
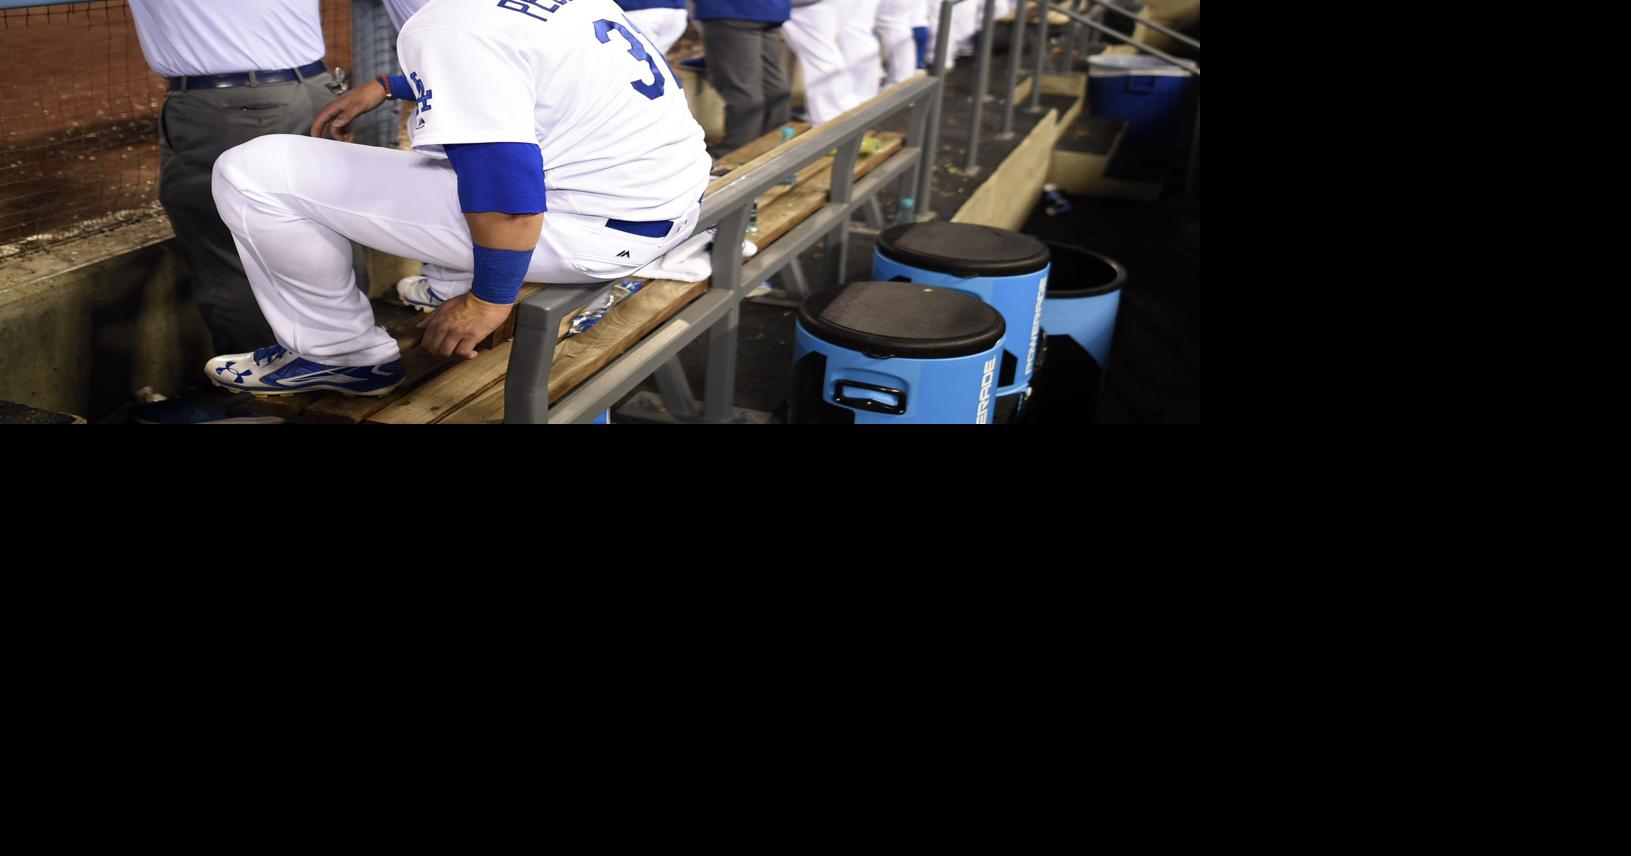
[
  {"xmin": 1087, "ymin": 53, "xmax": 1193, "ymax": 143},
  {"xmin": 872, "ymin": 223, "xmax": 1051, "ymax": 418},
  {"xmin": 791, "ymin": 281, "xmax": 1007, "ymax": 424}
]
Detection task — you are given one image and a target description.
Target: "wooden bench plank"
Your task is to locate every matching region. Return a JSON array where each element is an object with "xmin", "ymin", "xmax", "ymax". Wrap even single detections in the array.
[{"xmin": 366, "ymin": 341, "xmax": 513, "ymax": 424}]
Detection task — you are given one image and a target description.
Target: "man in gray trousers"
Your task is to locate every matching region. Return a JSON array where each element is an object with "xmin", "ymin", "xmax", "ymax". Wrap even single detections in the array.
[
  {"xmin": 694, "ymin": 1, "xmax": 794, "ymax": 157},
  {"xmin": 128, "ymin": 0, "xmax": 346, "ymax": 423}
]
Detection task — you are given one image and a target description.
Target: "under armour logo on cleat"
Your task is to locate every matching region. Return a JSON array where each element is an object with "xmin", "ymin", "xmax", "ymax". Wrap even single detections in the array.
[
  {"xmin": 617, "ymin": 250, "xmax": 631, "ymax": 258},
  {"xmin": 216, "ymin": 361, "xmax": 253, "ymax": 384}
]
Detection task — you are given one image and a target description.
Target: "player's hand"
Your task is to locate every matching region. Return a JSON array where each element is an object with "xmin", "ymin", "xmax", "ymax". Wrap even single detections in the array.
[
  {"xmin": 418, "ymin": 293, "xmax": 514, "ymax": 360},
  {"xmin": 311, "ymin": 82, "xmax": 388, "ymax": 142}
]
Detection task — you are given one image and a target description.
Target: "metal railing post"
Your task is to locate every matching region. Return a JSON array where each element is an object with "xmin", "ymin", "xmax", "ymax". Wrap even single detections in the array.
[
  {"xmin": 1027, "ymin": 0, "xmax": 1049, "ymax": 113},
  {"xmin": 997, "ymin": 2, "xmax": 1025, "ymax": 138},
  {"xmin": 702, "ymin": 307, "xmax": 740, "ymax": 421},
  {"xmin": 1065, "ymin": 0, "xmax": 1080, "ymax": 72},
  {"xmin": 824, "ymin": 136, "xmax": 863, "ymax": 288},
  {"xmin": 963, "ymin": 0, "xmax": 998, "ymax": 175},
  {"xmin": 916, "ymin": 0, "xmax": 959, "ymax": 221},
  {"xmin": 904, "ymin": 93, "xmax": 932, "ymax": 215}
]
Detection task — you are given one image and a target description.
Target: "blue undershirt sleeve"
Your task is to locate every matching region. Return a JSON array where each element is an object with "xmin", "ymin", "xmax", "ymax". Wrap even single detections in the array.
[{"xmin": 443, "ymin": 142, "xmax": 547, "ymax": 215}]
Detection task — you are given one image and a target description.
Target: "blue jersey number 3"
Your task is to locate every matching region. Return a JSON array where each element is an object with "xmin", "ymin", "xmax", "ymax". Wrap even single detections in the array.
[{"xmin": 595, "ymin": 19, "xmax": 666, "ymax": 101}]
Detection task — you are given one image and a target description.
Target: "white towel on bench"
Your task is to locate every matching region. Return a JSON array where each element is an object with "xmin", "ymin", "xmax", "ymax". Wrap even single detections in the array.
[{"xmin": 632, "ymin": 228, "xmax": 758, "ymax": 283}]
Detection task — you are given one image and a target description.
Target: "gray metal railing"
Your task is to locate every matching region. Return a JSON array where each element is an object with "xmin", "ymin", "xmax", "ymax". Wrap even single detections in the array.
[{"xmin": 506, "ymin": 75, "xmax": 942, "ymax": 424}]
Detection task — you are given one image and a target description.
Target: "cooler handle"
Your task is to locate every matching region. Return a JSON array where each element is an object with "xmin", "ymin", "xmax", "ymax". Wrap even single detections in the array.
[
  {"xmin": 834, "ymin": 381, "xmax": 908, "ymax": 415},
  {"xmin": 1125, "ymin": 76, "xmax": 1158, "ymax": 93}
]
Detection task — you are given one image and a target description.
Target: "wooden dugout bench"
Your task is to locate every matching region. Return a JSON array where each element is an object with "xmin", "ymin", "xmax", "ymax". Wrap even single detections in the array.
[{"xmin": 246, "ymin": 74, "xmax": 940, "ymax": 424}]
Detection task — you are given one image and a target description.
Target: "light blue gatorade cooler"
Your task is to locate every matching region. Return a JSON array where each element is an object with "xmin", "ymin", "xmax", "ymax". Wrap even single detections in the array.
[
  {"xmin": 791, "ymin": 281, "xmax": 1007, "ymax": 424},
  {"xmin": 873, "ymin": 222, "xmax": 1051, "ymax": 421},
  {"xmin": 1087, "ymin": 54, "xmax": 1193, "ymax": 143},
  {"xmin": 1022, "ymin": 242, "xmax": 1127, "ymax": 424}
]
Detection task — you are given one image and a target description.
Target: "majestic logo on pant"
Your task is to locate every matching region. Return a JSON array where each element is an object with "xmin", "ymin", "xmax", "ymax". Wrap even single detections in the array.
[{"xmin": 617, "ymin": 250, "xmax": 631, "ymax": 258}]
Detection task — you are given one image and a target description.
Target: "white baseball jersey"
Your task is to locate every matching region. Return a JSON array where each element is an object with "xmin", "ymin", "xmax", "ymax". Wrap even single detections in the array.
[
  {"xmin": 383, "ymin": 0, "xmax": 430, "ymax": 32},
  {"xmin": 129, "ymin": 0, "xmax": 325, "ymax": 79},
  {"xmin": 397, "ymin": 0, "xmax": 711, "ymax": 222}
]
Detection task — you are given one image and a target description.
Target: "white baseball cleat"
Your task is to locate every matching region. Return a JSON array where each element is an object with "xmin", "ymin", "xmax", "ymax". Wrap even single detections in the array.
[
  {"xmin": 205, "ymin": 345, "xmax": 405, "ymax": 397},
  {"xmin": 396, "ymin": 276, "xmax": 447, "ymax": 313}
]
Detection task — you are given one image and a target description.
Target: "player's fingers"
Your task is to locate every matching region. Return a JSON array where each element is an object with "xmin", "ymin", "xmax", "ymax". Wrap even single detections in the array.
[
  {"xmin": 311, "ymin": 103, "xmax": 344, "ymax": 138},
  {"xmin": 455, "ymin": 335, "xmax": 481, "ymax": 360},
  {"xmin": 421, "ymin": 319, "xmax": 447, "ymax": 356}
]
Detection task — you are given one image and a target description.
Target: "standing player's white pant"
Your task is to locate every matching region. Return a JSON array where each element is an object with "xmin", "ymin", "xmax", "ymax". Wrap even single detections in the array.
[
  {"xmin": 624, "ymin": 7, "xmax": 688, "ymax": 57},
  {"xmin": 925, "ymin": 0, "xmax": 1013, "ymax": 70},
  {"xmin": 212, "ymin": 134, "xmax": 700, "ymax": 367},
  {"xmin": 840, "ymin": 0, "xmax": 884, "ymax": 106},
  {"xmin": 784, "ymin": 0, "xmax": 881, "ymax": 125},
  {"xmin": 877, "ymin": 0, "xmax": 928, "ymax": 87}
]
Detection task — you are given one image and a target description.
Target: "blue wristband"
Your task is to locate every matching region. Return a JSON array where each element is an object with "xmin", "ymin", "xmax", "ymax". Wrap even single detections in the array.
[
  {"xmin": 470, "ymin": 245, "xmax": 533, "ymax": 306},
  {"xmin": 381, "ymin": 73, "xmax": 414, "ymax": 101}
]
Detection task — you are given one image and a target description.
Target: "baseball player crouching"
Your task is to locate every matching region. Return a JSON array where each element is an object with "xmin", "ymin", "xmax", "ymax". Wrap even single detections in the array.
[{"xmin": 204, "ymin": 0, "xmax": 710, "ymax": 396}]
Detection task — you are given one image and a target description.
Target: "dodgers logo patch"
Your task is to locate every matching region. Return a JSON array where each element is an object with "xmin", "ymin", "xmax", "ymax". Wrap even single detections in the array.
[{"xmin": 410, "ymin": 72, "xmax": 433, "ymax": 114}]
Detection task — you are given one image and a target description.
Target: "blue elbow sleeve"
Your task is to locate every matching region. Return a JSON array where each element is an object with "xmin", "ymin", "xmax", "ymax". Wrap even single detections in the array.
[{"xmin": 444, "ymin": 142, "xmax": 547, "ymax": 215}]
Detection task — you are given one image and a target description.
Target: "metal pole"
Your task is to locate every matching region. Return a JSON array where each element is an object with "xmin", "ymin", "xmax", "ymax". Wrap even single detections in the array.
[
  {"xmin": 917, "ymin": 0, "xmax": 959, "ymax": 221},
  {"xmin": 1027, "ymin": 0, "xmax": 1049, "ymax": 112},
  {"xmin": 1079, "ymin": 0, "xmax": 1200, "ymax": 50},
  {"xmin": 702, "ymin": 307, "xmax": 740, "ymax": 422},
  {"xmin": 963, "ymin": 0, "xmax": 997, "ymax": 175},
  {"xmin": 824, "ymin": 137, "xmax": 862, "ymax": 288},
  {"xmin": 1065, "ymin": 0, "xmax": 1080, "ymax": 72},
  {"xmin": 998, "ymin": 3, "xmax": 1025, "ymax": 138},
  {"xmin": 904, "ymin": 94, "xmax": 931, "ymax": 217},
  {"xmin": 655, "ymin": 358, "xmax": 699, "ymax": 419}
]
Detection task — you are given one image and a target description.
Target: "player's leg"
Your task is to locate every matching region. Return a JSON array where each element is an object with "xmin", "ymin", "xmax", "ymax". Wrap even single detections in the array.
[
  {"xmin": 758, "ymin": 21, "xmax": 791, "ymax": 136},
  {"xmin": 782, "ymin": 2, "xmax": 851, "ymax": 124},
  {"xmin": 703, "ymin": 19, "xmax": 769, "ymax": 154},
  {"xmin": 158, "ymin": 83, "xmax": 311, "ymax": 354},
  {"xmin": 876, "ymin": 0, "xmax": 922, "ymax": 87},
  {"xmin": 211, "ymin": 134, "xmax": 701, "ymax": 381},
  {"xmin": 840, "ymin": 0, "xmax": 884, "ymax": 107},
  {"xmin": 952, "ymin": 0, "xmax": 980, "ymax": 57}
]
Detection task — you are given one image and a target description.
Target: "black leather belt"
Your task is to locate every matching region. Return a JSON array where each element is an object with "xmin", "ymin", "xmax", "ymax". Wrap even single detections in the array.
[{"xmin": 168, "ymin": 59, "xmax": 328, "ymax": 92}]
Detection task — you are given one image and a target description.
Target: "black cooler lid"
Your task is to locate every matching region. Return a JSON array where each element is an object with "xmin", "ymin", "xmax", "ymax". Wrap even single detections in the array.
[
  {"xmin": 877, "ymin": 222, "xmax": 1051, "ymax": 278},
  {"xmin": 799, "ymin": 282, "xmax": 1006, "ymax": 359}
]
